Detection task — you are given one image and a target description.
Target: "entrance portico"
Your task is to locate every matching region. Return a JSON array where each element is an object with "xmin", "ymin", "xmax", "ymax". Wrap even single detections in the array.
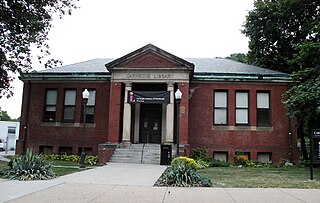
[{"xmin": 105, "ymin": 44, "xmax": 194, "ymax": 147}]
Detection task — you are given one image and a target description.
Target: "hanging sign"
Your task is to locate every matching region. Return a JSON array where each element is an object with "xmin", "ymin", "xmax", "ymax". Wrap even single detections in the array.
[{"xmin": 129, "ymin": 91, "xmax": 169, "ymax": 104}]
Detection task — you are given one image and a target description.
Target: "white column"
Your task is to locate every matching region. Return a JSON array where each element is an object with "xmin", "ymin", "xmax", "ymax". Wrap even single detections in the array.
[
  {"xmin": 165, "ymin": 83, "xmax": 174, "ymax": 143},
  {"xmin": 134, "ymin": 103, "xmax": 140, "ymax": 143},
  {"xmin": 122, "ymin": 82, "xmax": 132, "ymax": 145}
]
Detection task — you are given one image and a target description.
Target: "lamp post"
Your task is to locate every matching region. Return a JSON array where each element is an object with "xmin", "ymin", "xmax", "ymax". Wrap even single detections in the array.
[
  {"xmin": 80, "ymin": 89, "xmax": 89, "ymax": 168},
  {"xmin": 175, "ymin": 88, "xmax": 182, "ymax": 157}
]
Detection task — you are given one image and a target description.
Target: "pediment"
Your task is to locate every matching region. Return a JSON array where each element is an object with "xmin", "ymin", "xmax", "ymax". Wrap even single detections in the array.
[
  {"xmin": 121, "ymin": 52, "xmax": 177, "ymax": 68},
  {"xmin": 105, "ymin": 44, "xmax": 194, "ymax": 72}
]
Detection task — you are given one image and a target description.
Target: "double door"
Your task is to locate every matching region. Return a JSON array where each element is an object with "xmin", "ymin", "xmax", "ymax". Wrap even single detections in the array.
[{"xmin": 139, "ymin": 104, "xmax": 162, "ymax": 143}]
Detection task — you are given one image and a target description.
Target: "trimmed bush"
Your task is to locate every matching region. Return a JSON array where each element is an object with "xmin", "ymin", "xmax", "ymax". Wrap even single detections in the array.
[
  {"xmin": 171, "ymin": 156, "xmax": 200, "ymax": 171},
  {"xmin": 5, "ymin": 149, "xmax": 55, "ymax": 180}
]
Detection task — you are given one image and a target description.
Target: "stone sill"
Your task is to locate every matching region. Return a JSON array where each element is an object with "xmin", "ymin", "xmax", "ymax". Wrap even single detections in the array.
[
  {"xmin": 41, "ymin": 122, "xmax": 96, "ymax": 128},
  {"xmin": 212, "ymin": 126, "xmax": 273, "ymax": 131}
]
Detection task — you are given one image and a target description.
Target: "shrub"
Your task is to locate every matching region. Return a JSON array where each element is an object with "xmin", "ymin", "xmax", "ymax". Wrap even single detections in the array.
[
  {"xmin": 5, "ymin": 149, "xmax": 55, "ymax": 180},
  {"xmin": 209, "ymin": 159, "xmax": 230, "ymax": 167},
  {"xmin": 196, "ymin": 159, "xmax": 211, "ymax": 169},
  {"xmin": 235, "ymin": 154, "xmax": 249, "ymax": 166},
  {"xmin": 171, "ymin": 156, "xmax": 200, "ymax": 171},
  {"xmin": 84, "ymin": 156, "xmax": 98, "ymax": 166},
  {"xmin": 156, "ymin": 166, "xmax": 212, "ymax": 187},
  {"xmin": 43, "ymin": 154, "xmax": 98, "ymax": 166},
  {"xmin": 190, "ymin": 148, "xmax": 209, "ymax": 160}
]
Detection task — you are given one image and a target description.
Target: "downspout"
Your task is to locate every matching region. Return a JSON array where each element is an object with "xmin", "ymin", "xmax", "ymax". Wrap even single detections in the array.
[{"xmin": 22, "ymin": 80, "xmax": 31, "ymax": 153}]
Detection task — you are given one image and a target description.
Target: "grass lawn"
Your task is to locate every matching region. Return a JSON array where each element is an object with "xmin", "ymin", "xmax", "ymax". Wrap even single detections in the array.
[
  {"xmin": 198, "ymin": 166, "xmax": 320, "ymax": 188},
  {"xmin": 49, "ymin": 160, "xmax": 92, "ymax": 176}
]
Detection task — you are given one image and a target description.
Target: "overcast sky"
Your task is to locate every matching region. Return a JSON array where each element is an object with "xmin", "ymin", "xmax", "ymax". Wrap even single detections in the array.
[{"xmin": 1, "ymin": 0, "xmax": 254, "ymax": 119}]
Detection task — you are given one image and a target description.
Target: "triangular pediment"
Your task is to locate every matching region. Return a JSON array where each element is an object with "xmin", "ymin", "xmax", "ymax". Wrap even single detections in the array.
[{"xmin": 105, "ymin": 44, "xmax": 194, "ymax": 72}]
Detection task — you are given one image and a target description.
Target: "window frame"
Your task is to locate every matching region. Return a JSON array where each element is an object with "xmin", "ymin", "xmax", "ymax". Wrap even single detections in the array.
[
  {"xmin": 256, "ymin": 91, "xmax": 271, "ymax": 127},
  {"xmin": 63, "ymin": 89, "xmax": 77, "ymax": 123},
  {"xmin": 235, "ymin": 91, "xmax": 249, "ymax": 125},
  {"xmin": 43, "ymin": 89, "xmax": 57, "ymax": 122},
  {"xmin": 213, "ymin": 90, "xmax": 228, "ymax": 125}
]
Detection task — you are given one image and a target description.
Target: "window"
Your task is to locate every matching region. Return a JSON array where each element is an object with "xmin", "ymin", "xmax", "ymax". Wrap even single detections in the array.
[
  {"xmin": 39, "ymin": 146, "xmax": 53, "ymax": 155},
  {"xmin": 236, "ymin": 91, "xmax": 249, "ymax": 125},
  {"xmin": 257, "ymin": 92, "xmax": 270, "ymax": 126},
  {"xmin": 7, "ymin": 127, "xmax": 16, "ymax": 134},
  {"xmin": 44, "ymin": 89, "xmax": 57, "ymax": 122},
  {"xmin": 257, "ymin": 152, "xmax": 272, "ymax": 163},
  {"xmin": 63, "ymin": 90, "xmax": 76, "ymax": 122},
  {"xmin": 213, "ymin": 152, "xmax": 228, "ymax": 162},
  {"xmin": 58, "ymin": 146, "xmax": 72, "ymax": 155},
  {"xmin": 214, "ymin": 91, "xmax": 227, "ymax": 125},
  {"xmin": 84, "ymin": 89, "xmax": 96, "ymax": 123}
]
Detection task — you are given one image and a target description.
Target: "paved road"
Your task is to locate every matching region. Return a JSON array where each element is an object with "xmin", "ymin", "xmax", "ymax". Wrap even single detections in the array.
[{"xmin": 1, "ymin": 162, "xmax": 320, "ymax": 202}]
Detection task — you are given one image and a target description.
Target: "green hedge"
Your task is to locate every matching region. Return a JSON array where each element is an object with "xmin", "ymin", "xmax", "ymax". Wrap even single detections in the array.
[{"xmin": 43, "ymin": 154, "xmax": 98, "ymax": 166}]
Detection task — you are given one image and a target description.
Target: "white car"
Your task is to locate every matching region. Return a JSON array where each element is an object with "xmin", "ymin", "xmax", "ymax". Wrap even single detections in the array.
[{"xmin": 0, "ymin": 140, "xmax": 4, "ymax": 151}]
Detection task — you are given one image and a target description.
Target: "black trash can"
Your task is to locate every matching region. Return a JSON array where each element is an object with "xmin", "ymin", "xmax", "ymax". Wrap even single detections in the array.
[{"xmin": 160, "ymin": 144, "xmax": 172, "ymax": 165}]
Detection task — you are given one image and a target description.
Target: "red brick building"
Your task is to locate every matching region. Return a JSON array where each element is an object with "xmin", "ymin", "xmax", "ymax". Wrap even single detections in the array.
[{"xmin": 16, "ymin": 44, "xmax": 298, "ymax": 164}]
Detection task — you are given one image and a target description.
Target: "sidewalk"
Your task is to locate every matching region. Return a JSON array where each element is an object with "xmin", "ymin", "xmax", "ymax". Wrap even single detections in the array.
[{"xmin": 1, "ymin": 163, "xmax": 320, "ymax": 202}]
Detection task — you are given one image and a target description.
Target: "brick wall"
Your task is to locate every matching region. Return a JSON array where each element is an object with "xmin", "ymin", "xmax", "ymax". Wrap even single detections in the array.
[
  {"xmin": 16, "ymin": 80, "xmax": 110, "ymax": 155},
  {"xmin": 188, "ymin": 81, "xmax": 299, "ymax": 164},
  {"xmin": 16, "ymin": 78, "xmax": 299, "ymax": 164}
]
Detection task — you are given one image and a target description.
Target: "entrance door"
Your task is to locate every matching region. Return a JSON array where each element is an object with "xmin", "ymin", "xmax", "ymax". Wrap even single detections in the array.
[{"xmin": 139, "ymin": 104, "xmax": 162, "ymax": 143}]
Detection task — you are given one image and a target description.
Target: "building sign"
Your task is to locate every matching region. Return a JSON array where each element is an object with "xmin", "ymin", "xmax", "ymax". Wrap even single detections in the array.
[
  {"xmin": 125, "ymin": 73, "xmax": 173, "ymax": 79},
  {"xmin": 310, "ymin": 129, "xmax": 320, "ymax": 180},
  {"xmin": 312, "ymin": 129, "xmax": 320, "ymax": 160},
  {"xmin": 129, "ymin": 91, "xmax": 169, "ymax": 104}
]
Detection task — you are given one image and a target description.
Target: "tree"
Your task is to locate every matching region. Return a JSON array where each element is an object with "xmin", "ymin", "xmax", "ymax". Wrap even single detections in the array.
[
  {"xmin": 0, "ymin": 107, "xmax": 11, "ymax": 121},
  {"xmin": 284, "ymin": 42, "xmax": 320, "ymax": 159},
  {"xmin": 227, "ymin": 53, "xmax": 248, "ymax": 64},
  {"xmin": 242, "ymin": 0, "xmax": 320, "ymax": 73},
  {"xmin": 0, "ymin": 0, "xmax": 78, "ymax": 98},
  {"xmin": 243, "ymin": 0, "xmax": 320, "ymax": 160}
]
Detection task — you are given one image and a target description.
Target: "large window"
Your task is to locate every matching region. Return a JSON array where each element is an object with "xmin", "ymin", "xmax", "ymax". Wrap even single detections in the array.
[
  {"xmin": 84, "ymin": 89, "xmax": 96, "ymax": 123},
  {"xmin": 44, "ymin": 89, "xmax": 57, "ymax": 122},
  {"xmin": 257, "ymin": 92, "xmax": 270, "ymax": 126},
  {"xmin": 63, "ymin": 90, "xmax": 76, "ymax": 122},
  {"xmin": 214, "ymin": 91, "xmax": 228, "ymax": 125},
  {"xmin": 236, "ymin": 91, "xmax": 249, "ymax": 125}
]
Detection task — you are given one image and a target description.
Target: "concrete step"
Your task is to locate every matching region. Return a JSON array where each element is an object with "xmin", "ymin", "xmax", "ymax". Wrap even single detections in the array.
[{"xmin": 110, "ymin": 144, "xmax": 161, "ymax": 165}]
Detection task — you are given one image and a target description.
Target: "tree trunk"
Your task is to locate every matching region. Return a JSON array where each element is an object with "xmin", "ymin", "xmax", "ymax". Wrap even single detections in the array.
[{"xmin": 298, "ymin": 122, "xmax": 309, "ymax": 160}]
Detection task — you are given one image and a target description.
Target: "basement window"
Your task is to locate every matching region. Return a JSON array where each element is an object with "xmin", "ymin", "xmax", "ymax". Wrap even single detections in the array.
[
  {"xmin": 257, "ymin": 152, "xmax": 272, "ymax": 163},
  {"xmin": 213, "ymin": 151, "xmax": 228, "ymax": 162}
]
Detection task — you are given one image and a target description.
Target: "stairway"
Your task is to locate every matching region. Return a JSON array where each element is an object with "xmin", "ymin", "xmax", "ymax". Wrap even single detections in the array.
[{"xmin": 109, "ymin": 144, "xmax": 161, "ymax": 164}]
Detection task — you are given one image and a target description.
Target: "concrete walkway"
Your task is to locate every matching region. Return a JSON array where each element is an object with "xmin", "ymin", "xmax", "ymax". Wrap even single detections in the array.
[{"xmin": 1, "ymin": 163, "xmax": 320, "ymax": 202}]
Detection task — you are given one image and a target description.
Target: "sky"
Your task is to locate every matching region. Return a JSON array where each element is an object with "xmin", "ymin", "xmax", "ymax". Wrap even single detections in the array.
[{"xmin": 0, "ymin": 0, "xmax": 254, "ymax": 119}]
